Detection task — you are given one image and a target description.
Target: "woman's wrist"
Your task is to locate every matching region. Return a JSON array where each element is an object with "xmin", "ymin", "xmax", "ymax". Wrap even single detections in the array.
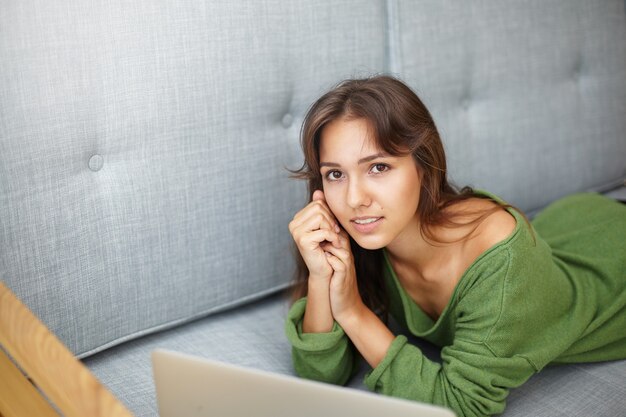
[
  {"xmin": 333, "ymin": 300, "xmax": 367, "ymax": 331},
  {"xmin": 307, "ymin": 273, "xmax": 331, "ymax": 286},
  {"xmin": 302, "ymin": 275, "xmax": 334, "ymax": 333},
  {"xmin": 308, "ymin": 271, "xmax": 332, "ymax": 283},
  {"xmin": 335, "ymin": 302, "xmax": 395, "ymax": 368}
]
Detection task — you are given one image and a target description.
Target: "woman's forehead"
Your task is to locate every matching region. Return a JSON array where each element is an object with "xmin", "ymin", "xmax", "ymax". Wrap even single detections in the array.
[{"xmin": 319, "ymin": 118, "xmax": 381, "ymax": 156}]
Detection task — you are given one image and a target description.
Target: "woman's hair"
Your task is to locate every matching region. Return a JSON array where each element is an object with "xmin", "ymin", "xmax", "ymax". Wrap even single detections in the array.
[{"xmin": 289, "ymin": 74, "xmax": 524, "ymax": 319}]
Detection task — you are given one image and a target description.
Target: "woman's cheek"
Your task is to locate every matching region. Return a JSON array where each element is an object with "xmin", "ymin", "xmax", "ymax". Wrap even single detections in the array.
[{"xmin": 324, "ymin": 190, "xmax": 343, "ymax": 222}]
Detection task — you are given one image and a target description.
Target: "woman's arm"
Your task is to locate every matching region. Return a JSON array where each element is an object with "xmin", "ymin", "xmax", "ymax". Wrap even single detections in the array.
[
  {"xmin": 302, "ymin": 276, "xmax": 333, "ymax": 333},
  {"xmin": 321, "ymin": 230, "xmax": 395, "ymax": 368},
  {"xmin": 320, "ymin": 233, "xmax": 536, "ymax": 417},
  {"xmin": 285, "ymin": 297, "xmax": 357, "ymax": 385},
  {"xmin": 288, "ymin": 190, "xmax": 343, "ymax": 335},
  {"xmin": 363, "ymin": 335, "xmax": 537, "ymax": 417},
  {"xmin": 334, "ymin": 301, "xmax": 395, "ymax": 369},
  {"xmin": 286, "ymin": 190, "xmax": 359, "ymax": 384}
]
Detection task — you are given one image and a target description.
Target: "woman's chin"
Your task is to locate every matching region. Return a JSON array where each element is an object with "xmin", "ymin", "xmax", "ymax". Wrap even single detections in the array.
[{"xmin": 350, "ymin": 234, "xmax": 388, "ymax": 251}]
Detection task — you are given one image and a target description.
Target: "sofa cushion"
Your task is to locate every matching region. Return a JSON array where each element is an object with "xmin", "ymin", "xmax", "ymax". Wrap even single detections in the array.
[
  {"xmin": 0, "ymin": 0, "xmax": 387, "ymax": 357},
  {"xmin": 83, "ymin": 292, "xmax": 626, "ymax": 417},
  {"xmin": 391, "ymin": 0, "xmax": 626, "ymax": 213}
]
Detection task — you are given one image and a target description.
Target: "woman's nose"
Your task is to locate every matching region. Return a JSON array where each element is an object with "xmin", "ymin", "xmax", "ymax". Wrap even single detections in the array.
[{"xmin": 346, "ymin": 179, "xmax": 371, "ymax": 208}]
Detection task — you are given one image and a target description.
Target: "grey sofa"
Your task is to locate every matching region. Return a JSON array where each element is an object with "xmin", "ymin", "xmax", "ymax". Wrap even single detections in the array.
[{"xmin": 1, "ymin": 1, "xmax": 625, "ymax": 416}]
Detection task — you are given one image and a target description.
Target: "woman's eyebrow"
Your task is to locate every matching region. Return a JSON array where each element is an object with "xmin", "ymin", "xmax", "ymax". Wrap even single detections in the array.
[
  {"xmin": 320, "ymin": 152, "xmax": 389, "ymax": 168},
  {"xmin": 358, "ymin": 152, "xmax": 388, "ymax": 164}
]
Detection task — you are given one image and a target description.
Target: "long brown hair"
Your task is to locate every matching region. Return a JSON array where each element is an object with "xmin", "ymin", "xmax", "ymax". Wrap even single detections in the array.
[{"xmin": 289, "ymin": 75, "xmax": 525, "ymax": 318}]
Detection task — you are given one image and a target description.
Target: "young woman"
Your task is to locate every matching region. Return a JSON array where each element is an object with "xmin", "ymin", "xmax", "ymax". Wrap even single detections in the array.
[{"xmin": 284, "ymin": 75, "xmax": 626, "ymax": 417}]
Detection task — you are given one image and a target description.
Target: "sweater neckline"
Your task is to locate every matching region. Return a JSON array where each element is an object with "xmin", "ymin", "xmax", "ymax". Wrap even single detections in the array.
[{"xmin": 383, "ymin": 189, "xmax": 525, "ymax": 336}]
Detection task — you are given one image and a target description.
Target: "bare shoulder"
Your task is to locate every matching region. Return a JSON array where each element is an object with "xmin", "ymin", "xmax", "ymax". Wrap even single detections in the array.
[
  {"xmin": 469, "ymin": 198, "xmax": 517, "ymax": 247},
  {"xmin": 432, "ymin": 198, "xmax": 518, "ymax": 291}
]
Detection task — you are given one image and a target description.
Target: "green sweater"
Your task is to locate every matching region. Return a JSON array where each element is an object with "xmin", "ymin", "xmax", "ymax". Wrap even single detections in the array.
[{"xmin": 285, "ymin": 192, "xmax": 626, "ymax": 417}]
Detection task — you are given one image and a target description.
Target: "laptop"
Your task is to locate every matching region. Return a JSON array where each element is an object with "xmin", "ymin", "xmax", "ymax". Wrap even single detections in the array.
[{"xmin": 152, "ymin": 349, "xmax": 456, "ymax": 417}]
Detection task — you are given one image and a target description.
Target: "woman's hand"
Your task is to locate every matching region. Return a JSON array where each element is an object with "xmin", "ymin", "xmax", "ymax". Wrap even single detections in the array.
[
  {"xmin": 321, "ymin": 229, "xmax": 366, "ymax": 326},
  {"xmin": 294, "ymin": 193, "xmax": 393, "ymax": 366},
  {"xmin": 289, "ymin": 190, "xmax": 342, "ymax": 281},
  {"xmin": 322, "ymin": 230, "xmax": 394, "ymax": 369}
]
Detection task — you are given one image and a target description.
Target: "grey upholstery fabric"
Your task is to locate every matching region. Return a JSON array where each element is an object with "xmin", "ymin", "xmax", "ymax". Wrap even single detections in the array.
[
  {"xmin": 0, "ymin": 0, "xmax": 387, "ymax": 357},
  {"xmin": 2, "ymin": 0, "xmax": 624, "ymax": 359},
  {"xmin": 1, "ymin": 1, "xmax": 625, "ymax": 415},
  {"xmin": 83, "ymin": 293, "xmax": 626, "ymax": 417},
  {"xmin": 605, "ymin": 185, "xmax": 626, "ymax": 202},
  {"xmin": 83, "ymin": 293, "xmax": 294, "ymax": 416},
  {"xmin": 393, "ymin": 0, "xmax": 626, "ymax": 212}
]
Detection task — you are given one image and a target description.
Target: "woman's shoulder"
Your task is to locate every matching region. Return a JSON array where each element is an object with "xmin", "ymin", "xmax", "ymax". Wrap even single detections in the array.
[
  {"xmin": 472, "ymin": 199, "xmax": 517, "ymax": 246},
  {"xmin": 437, "ymin": 198, "xmax": 522, "ymax": 306},
  {"xmin": 447, "ymin": 196, "xmax": 518, "ymax": 258}
]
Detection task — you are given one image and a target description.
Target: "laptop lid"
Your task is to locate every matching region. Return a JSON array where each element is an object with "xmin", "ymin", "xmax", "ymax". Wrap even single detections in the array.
[{"xmin": 152, "ymin": 349, "xmax": 456, "ymax": 417}]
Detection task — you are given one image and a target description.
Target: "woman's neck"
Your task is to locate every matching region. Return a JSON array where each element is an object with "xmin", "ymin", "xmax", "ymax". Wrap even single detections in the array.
[
  {"xmin": 385, "ymin": 212, "xmax": 469, "ymax": 284},
  {"xmin": 385, "ymin": 216, "xmax": 441, "ymax": 280},
  {"xmin": 384, "ymin": 214, "xmax": 468, "ymax": 320}
]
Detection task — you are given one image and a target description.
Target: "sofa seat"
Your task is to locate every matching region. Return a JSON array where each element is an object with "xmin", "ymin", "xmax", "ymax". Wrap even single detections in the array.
[{"xmin": 83, "ymin": 292, "xmax": 626, "ymax": 417}]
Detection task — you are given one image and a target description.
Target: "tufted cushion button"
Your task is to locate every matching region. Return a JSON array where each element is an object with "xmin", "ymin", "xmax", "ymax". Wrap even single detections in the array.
[
  {"xmin": 88, "ymin": 154, "xmax": 104, "ymax": 172},
  {"xmin": 281, "ymin": 113, "xmax": 294, "ymax": 128}
]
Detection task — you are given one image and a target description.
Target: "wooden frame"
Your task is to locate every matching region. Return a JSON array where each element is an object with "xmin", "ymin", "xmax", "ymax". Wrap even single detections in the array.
[{"xmin": 0, "ymin": 282, "xmax": 134, "ymax": 417}]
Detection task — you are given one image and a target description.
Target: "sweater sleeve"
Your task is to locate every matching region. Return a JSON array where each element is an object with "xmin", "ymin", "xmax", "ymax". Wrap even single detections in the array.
[
  {"xmin": 284, "ymin": 297, "xmax": 356, "ymax": 385},
  {"xmin": 364, "ymin": 334, "xmax": 536, "ymax": 417}
]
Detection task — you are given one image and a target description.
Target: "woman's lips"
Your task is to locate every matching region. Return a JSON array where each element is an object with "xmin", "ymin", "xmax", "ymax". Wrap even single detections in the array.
[{"xmin": 351, "ymin": 217, "xmax": 383, "ymax": 233}]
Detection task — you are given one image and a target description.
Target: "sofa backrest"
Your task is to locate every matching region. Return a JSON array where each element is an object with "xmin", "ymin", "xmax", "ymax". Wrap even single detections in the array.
[
  {"xmin": 1, "ymin": 0, "xmax": 624, "ymax": 358},
  {"xmin": 393, "ymin": 1, "xmax": 626, "ymax": 213}
]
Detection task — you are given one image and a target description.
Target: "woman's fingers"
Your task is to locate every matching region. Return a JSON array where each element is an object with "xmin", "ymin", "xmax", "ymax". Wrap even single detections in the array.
[
  {"xmin": 324, "ymin": 251, "xmax": 346, "ymax": 274},
  {"xmin": 322, "ymin": 230, "xmax": 349, "ymax": 250},
  {"xmin": 288, "ymin": 189, "xmax": 346, "ymax": 280},
  {"xmin": 289, "ymin": 201, "xmax": 339, "ymax": 234},
  {"xmin": 291, "ymin": 213, "xmax": 338, "ymax": 243},
  {"xmin": 291, "ymin": 191, "xmax": 337, "ymax": 228},
  {"xmin": 299, "ymin": 229, "xmax": 339, "ymax": 250},
  {"xmin": 320, "ymin": 242, "xmax": 352, "ymax": 265},
  {"xmin": 335, "ymin": 230, "xmax": 350, "ymax": 249},
  {"xmin": 312, "ymin": 189, "xmax": 325, "ymax": 202}
]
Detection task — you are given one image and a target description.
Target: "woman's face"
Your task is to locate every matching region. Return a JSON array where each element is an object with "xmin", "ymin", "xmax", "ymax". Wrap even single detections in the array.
[{"xmin": 319, "ymin": 117, "xmax": 422, "ymax": 250}]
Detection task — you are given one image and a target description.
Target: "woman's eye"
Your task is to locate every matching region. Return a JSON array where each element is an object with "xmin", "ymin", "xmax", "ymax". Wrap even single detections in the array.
[
  {"xmin": 325, "ymin": 170, "xmax": 344, "ymax": 181},
  {"xmin": 370, "ymin": 163, "xmax": 389, "ymax": 174}
]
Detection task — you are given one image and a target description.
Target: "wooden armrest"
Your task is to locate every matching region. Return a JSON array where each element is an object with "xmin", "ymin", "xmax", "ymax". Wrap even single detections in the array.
[{"xmin": 0, "ymin": 282, "xmax": 134, "ymax": 417}]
